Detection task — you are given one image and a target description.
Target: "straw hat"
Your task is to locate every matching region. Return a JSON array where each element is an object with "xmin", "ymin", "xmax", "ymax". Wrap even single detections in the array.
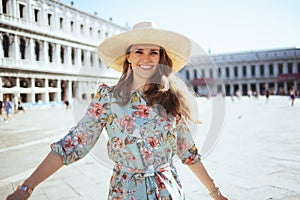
[{"xmin": 98, "ymin": 22, "xmax": 191, "ymax": 72}]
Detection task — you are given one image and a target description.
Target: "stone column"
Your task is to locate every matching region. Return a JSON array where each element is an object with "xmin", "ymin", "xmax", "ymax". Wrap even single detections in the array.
[
  {"xmin": 57, "ymin": 79, "xmax": 61, "ymax": 101},
  {"xmin": 76, "ymin": 48, "xmax": 81, "ymax": 67},
  {"xmin": 0, "ymin": 34, "xmax": 3, "ymax": 58},
  {"xmin": 230, "ymin": 84, "xmax": 234, "ymax": 96},
  {"xmin": 274, "ymin": 82, "xmax": 278, "ymax": 94},
  {"xmin": 44, "ymin": 78, "xmax": 49, "ymax": 104},
  {"xmin": 256, "ymin": 83, "xmax": 259, "ymax": 93},
  {"xmin": 30, "ymin": 77, "xmax": 35, "ymax": 103},
  {"xmin": 274, "ymin": 62, "xmax": 279, "ymax": 76},
  {"xmin": 13, "ymin": 35, "xmax": 20, "ymax": 60},
  {"xmin": 16, "ymin": 77, "xmax": 20, "ymax": 98},
  {"xmin": 284, "ymin": 82, "xmax": 288, "ymax": 94},
  {"xmin": 68, "ymin": 80, "xmax": 72, "ymax": 101},
  {"xmin": 66, "ymin": 46, "xmax": 72, "ymax": 66},
  {"xmin": 43, "ymin": 41, "xmax": 48, "ymax": 63},
  {"xmin": 29, "ymin": 38, "xmax": 35, "ymax": 61},
  {"xmin": 55, "ymin": 43, "xmax": 61, "ymax": 65},
  {"xmin": 0, "ymin": 77, "xmax": 3, "ymax": 101}
]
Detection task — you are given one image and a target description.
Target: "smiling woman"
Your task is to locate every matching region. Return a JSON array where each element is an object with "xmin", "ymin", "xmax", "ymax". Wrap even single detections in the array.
[{"xmin": 6, "ymin": 22, "xmax": 229, "ymax": 200}]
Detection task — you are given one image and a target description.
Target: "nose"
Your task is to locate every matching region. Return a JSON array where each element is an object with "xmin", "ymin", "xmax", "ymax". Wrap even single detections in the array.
[{"xmin": 141, "ymin": 54, "xmax": 152, "ymax": 63}]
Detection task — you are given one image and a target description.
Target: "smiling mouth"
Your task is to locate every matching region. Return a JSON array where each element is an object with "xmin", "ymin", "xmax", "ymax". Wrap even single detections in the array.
[{"xmin": 139, "ymin": 65, "xmax": 153, "ymax": 69}]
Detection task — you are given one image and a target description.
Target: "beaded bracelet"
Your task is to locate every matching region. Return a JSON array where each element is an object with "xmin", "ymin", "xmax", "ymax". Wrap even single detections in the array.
[
  {"xmin": 17, "ymin": 185, "xmax": 34, "ymax": 194},
  {"xmin": 209, "ymin": 187, "xmax": 221, "ymax": 198}
]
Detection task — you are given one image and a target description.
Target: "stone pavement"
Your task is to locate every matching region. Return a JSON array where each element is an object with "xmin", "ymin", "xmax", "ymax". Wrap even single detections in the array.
[{"xmin": 0, "ymin": 96, "xmax": 299, "ymax": 200}]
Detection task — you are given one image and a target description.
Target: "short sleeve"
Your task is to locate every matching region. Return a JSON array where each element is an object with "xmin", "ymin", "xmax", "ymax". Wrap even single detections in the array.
[
  {"xmin": 50, "ymin": 84, "xmax": 111, "ymax": 165},
  {"xmin": 176, "ymin": 117, "xmax": 201, "ymax": 165}
]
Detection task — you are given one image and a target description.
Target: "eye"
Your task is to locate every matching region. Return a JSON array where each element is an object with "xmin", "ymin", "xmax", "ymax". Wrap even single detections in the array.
[
  {"xmin": 150, "ymin": 51, "xmax": 159, "ymax": 55},
  {"xmin": 134, "ymin": 50, "xmax": 143, "ymax": 54}
]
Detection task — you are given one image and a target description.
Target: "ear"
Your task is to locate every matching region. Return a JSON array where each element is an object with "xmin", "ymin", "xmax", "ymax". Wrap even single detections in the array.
[{"xmin": 126, "ymin": 54, "xmax": 131, "ymax": 63}]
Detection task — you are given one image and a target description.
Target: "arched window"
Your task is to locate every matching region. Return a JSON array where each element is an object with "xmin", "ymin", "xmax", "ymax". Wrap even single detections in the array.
[
  {"xmin": 71, "ymin": 48, "xmax": 75, "ymax": 65},
  {"xmin": 81, "ymin": 49, "xmax": 85, "ymax": 66},
  {"xmin": 2, "ymin": 0, "xmax": 9, "ymax": 14},
  {"xmin": 90, "ymin": 52, "xmax": 93, "ymax": 66},
  {"xmin": 60, "ymin": 46, "xmax": 64, "ymax": 64},
  {"xmin": 34, "ymin": 41, "xmax": 40, "ymax": 61},
  {"xmin": 20, "ymin": 38, "xmax": 26, "ymax": 59},
  {"xmin": 2, "ymin": 34, "xmax": 10, "ymax": 57},
  {"xmin": 48, "ymin": 43, "xmax": 53, "ymax": 62}
]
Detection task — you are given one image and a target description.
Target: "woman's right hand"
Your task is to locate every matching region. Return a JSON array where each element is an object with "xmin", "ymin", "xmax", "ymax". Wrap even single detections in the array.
[{"xmin": 6, "ymin": 189, "xmax": 31, "ymax": 200}]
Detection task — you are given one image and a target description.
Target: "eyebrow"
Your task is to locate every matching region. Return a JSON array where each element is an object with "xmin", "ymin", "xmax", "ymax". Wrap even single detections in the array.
[{"xmin": 133, "ymin": 48, "xmax": 160, "ymax": 51}]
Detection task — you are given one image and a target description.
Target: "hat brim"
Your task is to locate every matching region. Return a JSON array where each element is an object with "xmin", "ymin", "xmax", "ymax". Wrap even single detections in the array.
[{"xmin": 98, "ymin": 28, "xmax": 191, "ymax": 72}]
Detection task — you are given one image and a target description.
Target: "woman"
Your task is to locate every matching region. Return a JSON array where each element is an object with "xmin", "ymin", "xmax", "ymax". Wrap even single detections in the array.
[{"xmin": 6, "ymin": 22, "xmax": 228, "ymax": 200}]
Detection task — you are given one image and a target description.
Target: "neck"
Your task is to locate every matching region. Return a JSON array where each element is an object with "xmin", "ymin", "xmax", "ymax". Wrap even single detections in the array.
[{"xmin": 131, "ymin": 79, "xmax": 148, "ymax": 92}]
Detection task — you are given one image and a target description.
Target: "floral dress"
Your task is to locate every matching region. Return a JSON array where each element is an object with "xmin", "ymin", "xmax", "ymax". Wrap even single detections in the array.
[{"xmin": 51, "ymin": 84, "xmax": 201, "ymax": 200}]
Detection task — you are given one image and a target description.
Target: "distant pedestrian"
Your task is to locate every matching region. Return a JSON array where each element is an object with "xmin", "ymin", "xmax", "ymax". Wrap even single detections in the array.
[
  {"xmin": 265, "ymin": 89, "xmax": 270, "ymax": 103},
  {"xmin": 17, "ymin": 97, "xmax": 25, "ymax": 113},
  {"xmin": 290, "ymin": 87, "xmax": 295, "ymax": 106},
  {"xmin": 64, "ymin": 99, "xmax": 70, "ymax": 110},
  {"xmin": 13, "ymin": 95, "xmax": 18, "ymax": 114},
  {"xmin": 4, "ymin": 96, "xmax": 13, "ymax": 122},
  {"xmin": 0, "ymin": 99, "xmax": 3, "ymax": 120}
]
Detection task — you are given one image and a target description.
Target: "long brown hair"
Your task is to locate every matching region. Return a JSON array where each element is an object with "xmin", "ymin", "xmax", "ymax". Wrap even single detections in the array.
[{"xmin": 112, "ymin": 45, "xmax": 198, "ymax": 122}]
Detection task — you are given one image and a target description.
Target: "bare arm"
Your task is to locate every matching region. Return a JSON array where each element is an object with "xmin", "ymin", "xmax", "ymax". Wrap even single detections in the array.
[
  {"xmin": 188, "ymin": 161, "xmax": 229, "ymax": 200},
  {"xmin": 6, "ymin": 152, "xmax": 64, "ymax": 200}
]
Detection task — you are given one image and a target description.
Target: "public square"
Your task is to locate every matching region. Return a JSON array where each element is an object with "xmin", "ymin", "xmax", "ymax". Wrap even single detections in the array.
[{"xmin": 0, "ymin": 95, "xmax": 299, "ymax": 200}]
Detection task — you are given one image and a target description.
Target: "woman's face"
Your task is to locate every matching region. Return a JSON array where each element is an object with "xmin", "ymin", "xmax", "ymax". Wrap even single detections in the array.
[{"xmin": 127, "ymin": 44, "xmax": 160, "ymax": 85}]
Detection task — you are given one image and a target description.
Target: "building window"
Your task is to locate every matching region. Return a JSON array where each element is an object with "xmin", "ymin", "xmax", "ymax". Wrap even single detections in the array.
[
  {"xmin": 80, "ymin": 24, "xmax": 84, "ymax": 34},
  {"xmin": 81, "ymin": 50, "xmax": 85, "ymax": 65},
  {"xmin": 201, "ymin": 69, "xmax": 205, "ymax": 78},
  {"xmin": 278, "ymin": 63, "xmax": 283, "ymax": 74},
  {"xmin": 209, "ymin": 69, "xmax": 213, "ymax": 78},
  {"xmin": 2, "ymin": 0, "xmax": 9, "ymax": 14},
  {"xmin": 234, "ymin": 66, "xmax": 238, "ymax": 77},
  {"xmin": 71, "ymin": 48, "xmax": 75, "ymax": 65},
  {"xmin": 193, "ymin": 69, "xmax": 197, "ymax": 78},
  {"xmin": 186, "ymin": 70, "xmax": 190, "ymax": 80},
  {"xmin": 251, "ymin": 65, "xmax": 255, "ymax": 76},
  {"xmin": 97, "ymin": 30, "xmax": 101, "ymax": 38},
  {"xmin": 218, "ymin": 68, "xmax": 221, "ymax": 78},
  {"xmin": 288, "ymin": 62, "xmax": 293, "ymax": 73},
  {"xmin": 60, "ymin": 46, "xmax": 65, "ymax": 64},
  {"xmin": 298, "ymin": 63, "xmax": 300, "ymax": 73},
  {"xmin": 48, "ymin": 43, "xmax": 53, "ymax": 62},
  {"xmin": 70, "ymin": 21, "xmax": 74, "ymax": 31},
  {"xmin": 269, "ymin": 64, "xmax": 274, "ymax": 76},
  {"xmin": 90, "ymin": 53, "xmax": 93, "ymax": 66},
  {"xmin": 34, "ymin": 9, "xmax": 39, "ymax": 22},
  {"xmin": 48, "ymin": 13, "xmax": 52, "ymax": 26},
  {"xmin": 19, "ymin": 38, "xmax": 26, "ymax": 59},
  {"xmin": 2, "ymin": 34, "xmax": 10, "ymax": 57},
  {"xmin": 105, "ymin": 32, "xmax": 108, "ymax": 37},
  {"xmin": 59, "ymin": 17, "xmax": 63, "ymax": 29},
  {"xmin": 19, "ymin": 4, "xmax": 25, "ymax": 19},
  {"xmin": 89, "ymin": 27, "xmax": 93, "ymax": 36},
  {"xmin": 34, "ymin": 41, "xmax": 40, "ymax": 61},
  {"xmin": 260, "ymin": 64, "xmax": 264, "ymax": 76},
  {"xmin": 225, "ymin": 67, "xmax": 229, "ymax": 78},
  {"xmin": 242, "ymin": 66, "xmax": 247, "ymax": 77}
]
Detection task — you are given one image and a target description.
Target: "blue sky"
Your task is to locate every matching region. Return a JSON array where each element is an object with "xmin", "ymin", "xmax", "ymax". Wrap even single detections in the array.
[{"xmin": 60, "ymin": 0, "xmax": 300, "ymax": 54}]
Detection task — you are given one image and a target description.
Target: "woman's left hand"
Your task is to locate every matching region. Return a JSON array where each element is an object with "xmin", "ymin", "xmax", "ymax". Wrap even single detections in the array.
[{"xmin": 213, "ymin": 192, "xmax": 229, "ymax": 200}]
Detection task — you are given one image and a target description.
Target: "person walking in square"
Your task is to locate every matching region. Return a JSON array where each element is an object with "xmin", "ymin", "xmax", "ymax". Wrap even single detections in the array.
[{"xmin": 6, "ymin": 22, "xmax": 228, "ymax": 200}]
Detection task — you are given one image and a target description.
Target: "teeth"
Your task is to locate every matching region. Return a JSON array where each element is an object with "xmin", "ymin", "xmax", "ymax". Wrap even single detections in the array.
[{"xmin": 140, "ymin": 65, "xmax": 152, "ymax": 69}]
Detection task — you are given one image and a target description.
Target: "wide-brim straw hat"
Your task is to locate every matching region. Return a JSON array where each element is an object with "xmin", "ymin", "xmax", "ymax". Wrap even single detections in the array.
[{"xmin": 98, "ymin": 22, "xmax": 191, "ymax": 72}]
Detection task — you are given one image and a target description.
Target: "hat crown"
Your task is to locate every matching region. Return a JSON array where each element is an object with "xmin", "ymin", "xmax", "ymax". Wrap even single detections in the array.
[{"xmin": 132, "ymin": 22, "xmax": 153, "ymax": 30}]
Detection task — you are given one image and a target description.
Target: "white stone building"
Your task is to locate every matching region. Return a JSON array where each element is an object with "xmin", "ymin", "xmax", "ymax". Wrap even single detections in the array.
[
  {"xmin": 181, "ymin": 47, "xmax": 300, "ymax": 96},
  {"xmin": 0, "ymin": 0, "xmax": 125, "ymax": 106}
]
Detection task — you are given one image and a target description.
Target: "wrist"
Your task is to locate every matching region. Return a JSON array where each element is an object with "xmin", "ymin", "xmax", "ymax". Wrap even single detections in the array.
[
  {"xmin": 209, "ymin": 187, "xmax": 221, "ymax": 198},
  {"xmin": 17, "ymin": 184, "xmax": 34, "ymax": 195}
]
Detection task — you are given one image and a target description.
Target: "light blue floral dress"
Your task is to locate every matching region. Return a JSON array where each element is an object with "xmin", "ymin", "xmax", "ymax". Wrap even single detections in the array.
[{"xmin": 51, "ymin": 84, "xmax": 201, "ymax": 200}]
